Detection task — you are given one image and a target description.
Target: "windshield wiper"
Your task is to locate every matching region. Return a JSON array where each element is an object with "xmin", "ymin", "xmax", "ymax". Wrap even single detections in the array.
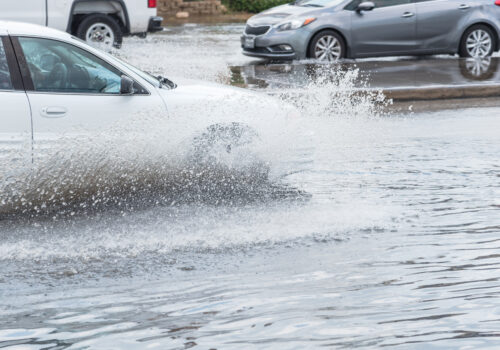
[{"xmin": 302, "ymin": 3, "xmax": 323, "ymax": 7}]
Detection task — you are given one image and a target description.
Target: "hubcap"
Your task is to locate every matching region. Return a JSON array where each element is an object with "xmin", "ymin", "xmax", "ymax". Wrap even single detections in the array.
[
  {"xmin": 314, "ymin": 35, "xmax": 341, "ymax": 62},
  {"xmin": 85, "ymin": 23, "xmax": 115, "ymax": 49},
  {"xmin": 466, "ymin": 29, "xmax": 492, "ymax": 58}
]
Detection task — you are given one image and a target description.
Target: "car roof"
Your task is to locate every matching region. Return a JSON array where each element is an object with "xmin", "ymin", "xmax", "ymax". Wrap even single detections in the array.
[{"xmin": 0, "ymin": 21, "xmax": 72, "ymax": 40}]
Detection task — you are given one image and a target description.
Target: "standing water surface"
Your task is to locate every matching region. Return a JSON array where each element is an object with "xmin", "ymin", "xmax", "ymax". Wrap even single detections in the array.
[{"xmin": 1, "ymin": 25, "xmax": 499, "ymax": 349}]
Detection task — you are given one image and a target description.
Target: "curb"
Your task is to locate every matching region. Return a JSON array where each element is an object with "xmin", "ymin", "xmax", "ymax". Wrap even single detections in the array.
[{"xmin": 379, "ymin": 84, "xmax": 500, "ymax": 101}]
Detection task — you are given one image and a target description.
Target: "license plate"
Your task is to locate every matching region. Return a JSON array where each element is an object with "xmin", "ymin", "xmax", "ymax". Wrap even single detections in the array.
[{"xmin": 243, "ymin": 36, "xmax": 255, "ymax": 49}]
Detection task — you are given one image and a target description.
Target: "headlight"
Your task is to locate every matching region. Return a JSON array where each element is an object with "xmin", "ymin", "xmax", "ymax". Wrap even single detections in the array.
[{"xmin": 275, "ymin": 17, "xmax": 316, "ymax": 32}]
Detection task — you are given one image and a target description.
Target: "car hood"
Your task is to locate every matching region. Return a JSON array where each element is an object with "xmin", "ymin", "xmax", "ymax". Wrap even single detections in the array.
[
  {"xmin": 247, "ymin": 4, "xmax": 320, "ymax": 26},
  {"xmin": 160, "ymin": 78, "xmax": 274, "ymax": 105},
  {"xmin": 158, "ymin": 78, "xmax": 299, "ymax": 122}
]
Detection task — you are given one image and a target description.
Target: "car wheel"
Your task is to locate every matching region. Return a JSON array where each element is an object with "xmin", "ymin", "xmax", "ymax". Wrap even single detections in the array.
[
  {"xmin": 190, "ymin": 123, "xmax": 269, "ymax": 180},
  {"xmin": 459, "ymin": 25, "xmax": 495, "ymax": 58},
  {"xmin": 191, "ymin": 123, "xmax": 257, "ymax": 163},
  {"xmin": 76, "ymin": 14, "xmax": 123, "ymax": 50},
  {"xmin": 308, "ymin": 30, "xmax": 345, "ymax": 62}
]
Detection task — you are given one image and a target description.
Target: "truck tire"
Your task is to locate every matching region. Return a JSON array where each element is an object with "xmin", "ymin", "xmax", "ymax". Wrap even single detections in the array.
[{"xmin": 76, "ymin": 14, "xmax": 123, "ymax": 49}]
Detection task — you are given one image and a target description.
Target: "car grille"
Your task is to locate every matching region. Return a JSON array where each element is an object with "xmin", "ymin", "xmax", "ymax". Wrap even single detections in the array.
[{"xmin": 245, "ymin": 25, "xmax": 270, "ymax": 36}]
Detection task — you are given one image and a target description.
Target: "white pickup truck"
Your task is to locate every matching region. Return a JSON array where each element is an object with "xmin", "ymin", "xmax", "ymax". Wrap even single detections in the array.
[{"xmin": 0, "ymin": 0, "xmax": 163, "ymax": 49}]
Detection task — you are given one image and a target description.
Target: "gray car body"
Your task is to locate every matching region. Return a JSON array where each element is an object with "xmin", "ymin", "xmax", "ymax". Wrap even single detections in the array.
[{"xmin": 242, "ymin": 0, "xmax": 500, "ymax": 60}]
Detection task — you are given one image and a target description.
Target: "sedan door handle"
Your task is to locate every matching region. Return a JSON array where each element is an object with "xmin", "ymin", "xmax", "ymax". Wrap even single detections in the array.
[
  {"xmin": 401, "ymin": 12, "xmax": 415, "ymax": 18},
  {"xmin": 459, "ymin": 4, "xmax": 470, "ymax": 9},
  {"xmin": 41, "ymin": 106, "xmax": 68, "ymax": 118}
]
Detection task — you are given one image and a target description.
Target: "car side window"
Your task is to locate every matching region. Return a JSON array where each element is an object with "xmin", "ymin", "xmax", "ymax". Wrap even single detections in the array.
[
  {"xmin": 0, "ymin": 39, "xmax": 13, "ymax": 90},
  {"xmin": 372, "ymin": 0, "xmax": 411, "ymax": 8},
  {"xmin": 18, "ymin": 37, "xmax": 123, "ymax": 94},
  {"xmin": 346, "ymin": 0, "xmax": 411, "ymax": 10}
]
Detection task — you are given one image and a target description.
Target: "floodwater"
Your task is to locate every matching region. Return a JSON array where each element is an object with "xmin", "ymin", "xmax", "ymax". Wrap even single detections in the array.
[{"xmin": 1, "ymin": 24, "xmax": 500, "ymax": 349}]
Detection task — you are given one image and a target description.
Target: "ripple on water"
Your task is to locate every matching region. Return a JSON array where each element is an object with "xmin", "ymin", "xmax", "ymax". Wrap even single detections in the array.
[{"xmin": 1, "ymin": 31, "xmax": 500, "ymax": 349}]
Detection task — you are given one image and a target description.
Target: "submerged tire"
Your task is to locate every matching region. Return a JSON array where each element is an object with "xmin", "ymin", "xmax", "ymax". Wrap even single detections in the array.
[
  {"xmin": 191, "ymin": 123, "xmax": 257, "ymax": 163},
  {"xmin": 190, "ymin": 123, "xmax": 269, "ymax": 180},
  {"xmin": 77, "ymin": 14, "xmax": 123, "ymax": 49}
]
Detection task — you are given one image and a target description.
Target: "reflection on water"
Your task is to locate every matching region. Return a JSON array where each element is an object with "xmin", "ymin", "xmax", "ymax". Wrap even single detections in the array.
[
  {"xmin": 231, "ymin": 57, "xmax": 500, "ymax": 90},
  {"xmin": 461, "ymin": 57, "xmax": 497, "ymax": 79}
]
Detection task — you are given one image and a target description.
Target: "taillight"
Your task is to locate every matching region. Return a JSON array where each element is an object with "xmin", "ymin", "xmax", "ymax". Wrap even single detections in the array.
[
  {"xmin": 496, "ymin": 0, "xmax": 500, "ymax": 6},
  {"xmin": 148, "ymin": 0, "xmax": 157, "ymax": 8}
]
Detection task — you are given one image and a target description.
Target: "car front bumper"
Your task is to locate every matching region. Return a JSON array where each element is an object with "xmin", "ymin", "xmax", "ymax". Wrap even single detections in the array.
[
  {"xmin": 242, "ymin": 46, "xmax": 297, "ymax": 59},
  {"xmin": 148, "ymin": 16, "xmax": 164, "ymax": 32},
  {"xmin": 241, "ymin": 27, "xmax": 309, "ymax": 60}
]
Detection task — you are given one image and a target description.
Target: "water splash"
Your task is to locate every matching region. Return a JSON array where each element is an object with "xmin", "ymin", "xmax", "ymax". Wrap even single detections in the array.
[
  {"xmin": 0, "ymin": 32, "xmax": 394, "ymax": 265},
  {"xmin": 278, "ymin": 64, "xmax": 390, "ymax": 119},
  {"xmin": 0, "ymin": 94, "xmax": 308, "ymax": 217}
]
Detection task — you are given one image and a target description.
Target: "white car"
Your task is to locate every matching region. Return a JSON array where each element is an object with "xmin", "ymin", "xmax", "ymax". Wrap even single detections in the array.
[
  {"xmin": 0, "ymin": 0, "xmax": 163, "ymax": 49},
  {"xmin": 0, "ymin": 21, "xmax": 297, "ymax": 186}
]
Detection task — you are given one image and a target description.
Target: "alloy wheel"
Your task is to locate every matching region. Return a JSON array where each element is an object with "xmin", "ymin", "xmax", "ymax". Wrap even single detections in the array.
[
  {"xmin": 466, "ymin": 29, "xmax": 492, "ymax": 58},
  {"xmin": 314, "ymin": 35, "xmax": 341, "ymax": 62},
  {"xmin": 85, "ymin": 23, "xmax": 115, "ymax": 49}
]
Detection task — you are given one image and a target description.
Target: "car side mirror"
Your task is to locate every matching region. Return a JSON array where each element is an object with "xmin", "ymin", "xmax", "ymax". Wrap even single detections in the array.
[
  {"xmin": 356, "ymin": 1, "xmax": 375, "ymax": 12},
  {"xmin": 120, "ymin": 75, "xmax": 134, "ymax": 95}
]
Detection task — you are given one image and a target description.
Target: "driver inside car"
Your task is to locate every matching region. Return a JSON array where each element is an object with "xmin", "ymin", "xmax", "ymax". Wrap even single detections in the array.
[
  {"xmin": 20, "ymin": 37, "xmax": 120, "ymax": 93},
  {"xmin": 0, "ymin": 43, "xmax": 12, "ymax": 90}
]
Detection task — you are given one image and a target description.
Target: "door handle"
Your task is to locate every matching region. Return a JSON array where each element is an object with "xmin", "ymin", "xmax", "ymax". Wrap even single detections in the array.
[
  {"xmin": 401, "ymin": 12, "xmax": 415, "ymax": 18},
  {"xmin": 459, "ymin": 4, "xmax": 470, "ymax": 9},
  {"xmin": 41, "ymin": 106, "xmax": 68, "ymax": 118}
]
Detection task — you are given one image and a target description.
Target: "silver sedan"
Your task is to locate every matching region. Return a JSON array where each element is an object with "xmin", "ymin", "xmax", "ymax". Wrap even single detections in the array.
[{"xmin": 241, "ymin": 0, "xmax": 500, "ymax": 61}]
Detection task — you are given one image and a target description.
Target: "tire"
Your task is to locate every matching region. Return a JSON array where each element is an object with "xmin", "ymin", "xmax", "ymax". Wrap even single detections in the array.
[
  {"xmin": 76, "ymin": 14, "xmax": 123, "ymax": 50},
  {"xmin": 189, "ymin": 123, "xmax": 269, "ymax": 180},
  {"xmin": 459, "ymin": 25, "xmax": 495, "ymax": 58},
  {"xmin": 308, "ymin": 30, "xmax": 346, "ymax": 62},
  {"xmin": 191, "ymin": 123, "xmax": 258, "ymax": 164}
]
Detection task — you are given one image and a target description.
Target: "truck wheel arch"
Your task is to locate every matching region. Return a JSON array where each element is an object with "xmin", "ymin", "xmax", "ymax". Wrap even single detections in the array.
[{"xmin": 67, "ymin": 0, "xmax": 131, "ymax": 35}]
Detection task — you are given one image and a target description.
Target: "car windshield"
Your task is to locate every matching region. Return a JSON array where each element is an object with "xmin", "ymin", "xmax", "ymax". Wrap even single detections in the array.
[
  {"xmin": 119, "ymin": 59, "xmax": 177, "ymax": 89},
  {"xmin": 99, "ymin": 49, "xmax": 175, "ymax": 89},
  {"xmin": 292, "ymin": 0, "xmax": 344, "ymax": 7},
  {"xmin": 118, "ymin": 59, "xmax": 162, "ymax": 87}
]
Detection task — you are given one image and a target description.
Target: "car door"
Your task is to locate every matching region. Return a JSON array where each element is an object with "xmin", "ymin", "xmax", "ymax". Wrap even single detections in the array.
[
  {"xmin": 414, "ymin": 0, "xmax": 475, "ymax": 53},
  {"xmin": 0, "ymin": 35, "xmax": 32, "ymax": 175},
  {"xmin": 11, "ymin": 36, "xmax": 167, "ymax": 160},
  {"xmin": 349, "ymin": 0, "xmax": 417, "ymax": 57}
]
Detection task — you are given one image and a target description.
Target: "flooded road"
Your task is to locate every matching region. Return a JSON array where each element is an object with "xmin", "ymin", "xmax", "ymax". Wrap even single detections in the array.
[
  {"xmin": 1, "ymin": 24, "xmax": 500, "ymax": 349},
  {"xmin": 231, "ymin": 57, "xmax": 500, "ymax": 90}
]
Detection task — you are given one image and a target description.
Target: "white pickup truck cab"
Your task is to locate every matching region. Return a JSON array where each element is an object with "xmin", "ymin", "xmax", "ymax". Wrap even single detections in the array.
[
  {"xmin": 0, "ymin": 21, "xmax": 295, "ymax": 186},
  {"xmin": 0, "ymin": 0, "xmax": 163, "ymax": 49}
]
